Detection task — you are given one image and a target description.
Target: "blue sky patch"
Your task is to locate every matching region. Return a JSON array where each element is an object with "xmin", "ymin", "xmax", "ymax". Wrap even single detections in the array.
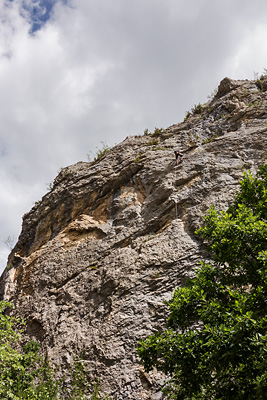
[
  {"xmin": 23, "ymin": 0, "xmax": 58, "ymax": 33},
  {"xmin": 5, "ymin": 0, "xmax": 68, "ymax": 33}
]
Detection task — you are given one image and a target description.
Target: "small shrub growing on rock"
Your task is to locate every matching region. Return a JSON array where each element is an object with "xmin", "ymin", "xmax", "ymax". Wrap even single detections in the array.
[
  {"xmin": 184, "ymin": 110, "xmax": 191, "ymax": 121},
  {"xmin": 191, "ymin": 103, "xmax": 205, "ymax": 115},
  {"xmin": 143, "ymin": 127, "xmax": 166, "ymax": 138},
  {"xmin": 152, "ymin": 127, "xmax": 165, "ymax": 137},
  {"xmin": 134, "ymin": 152, "xmax": 145, "ymax": 163},
  {"xmin": 88, "ymin": 142, "xmax": 111, "ymax": 164},
  {"xmin": 146, "ymin": 138, "xmax": 159, "ymax": 146}
]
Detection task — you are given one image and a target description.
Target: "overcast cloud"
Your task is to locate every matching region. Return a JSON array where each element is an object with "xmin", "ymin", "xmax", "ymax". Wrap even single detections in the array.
[{"xmin": 1, "ymin": 0, "xmax": 267, "ymax": 273}]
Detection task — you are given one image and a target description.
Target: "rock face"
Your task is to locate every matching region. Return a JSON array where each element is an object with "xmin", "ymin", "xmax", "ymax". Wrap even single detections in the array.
[{"xmin": 1, "ymin": 77, "xmax": 267, "ymax": 399}]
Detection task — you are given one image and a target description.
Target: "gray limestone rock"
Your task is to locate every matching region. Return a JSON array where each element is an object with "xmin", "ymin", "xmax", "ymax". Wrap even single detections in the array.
[{"xmin": 1, "ymin": 77, "xmax": 267, "ymax": 399}]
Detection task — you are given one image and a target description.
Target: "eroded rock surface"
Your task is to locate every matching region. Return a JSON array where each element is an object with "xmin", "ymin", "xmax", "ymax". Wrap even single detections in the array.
[{"xmin": 1, "ymin": 77, "xmax": 267, "ymax": 399}]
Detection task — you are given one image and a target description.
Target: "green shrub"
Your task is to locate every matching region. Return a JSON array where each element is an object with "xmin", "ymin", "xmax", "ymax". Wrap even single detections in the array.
[
  {"xmin": 184, "ymin": 111, "xmax": 191, "ymax": 121},
  {"xmin": 143, "ymin": 127, "xmax": 166, "ymax": 138},
  {"xmin": 191, "ymin": 103, "xmax": 204, "ymax": 115},
  {"xmin": 133, "ymin": 152, "xmax": 145, "ymax": 163},
  {"xmin": 88, "ymin": 142, "xmax": 111, "ymax": 164},
  {"xmin": 146, "ymin": 138, "xmax": 159, "ymax": 146},
  {"xmin": 184, "ymin": 103, "xmax": 205, "ymax": 121},
  {"xmin": 152, "ymin": 127, "xmax": 165, "ymax": 137}
]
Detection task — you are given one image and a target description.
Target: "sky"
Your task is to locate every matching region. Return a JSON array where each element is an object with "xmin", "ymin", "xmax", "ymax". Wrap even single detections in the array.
[{"xmin": 1, "ymin": 0, "xmax": 267, "ymax": 274}]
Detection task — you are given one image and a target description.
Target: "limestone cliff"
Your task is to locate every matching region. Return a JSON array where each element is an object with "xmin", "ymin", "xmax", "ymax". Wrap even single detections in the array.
[{"xmin": 1, "ymin": 77, "xmax": 267, "ymax": 399}]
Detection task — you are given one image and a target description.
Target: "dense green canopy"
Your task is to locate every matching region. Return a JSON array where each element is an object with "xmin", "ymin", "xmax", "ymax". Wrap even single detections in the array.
[{"xmin": 138, "ymin": 165, "xmax": 267, "ymax": 399}]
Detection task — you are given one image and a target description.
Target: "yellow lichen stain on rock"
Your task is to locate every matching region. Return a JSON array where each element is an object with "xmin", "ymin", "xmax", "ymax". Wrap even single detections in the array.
[
  {"xmin": 31, "ymin": 202, "xmax": 68, "ymax": 254},
  {"xmin": 56, "ymin": 214, "xmax": 107, "ymax": 244},
  {"xmin": 185, "ymin": 174, "xmax": 201, "ymax": 188},
  {"xmin": 136, "ymin": 177, "xmax": 146, "ymax": 204},
  {"xmin": 12, "ymin": 249, "xmax": 43, "ymax": 296},
  {"xmin": 29, "ymin": 191, "xmax": 111, "ymax": 255},
  {"xmin": 69, "ymin": 214, "xmax": 105, "ymax": 230},
  {"xmin": 13, "ymin": 264, "xmax": 23, "ymax": 282},
  {"xmin": 90, "ymin": 194, "xmax": 110, "ymax": 222},
  {"xmin": 71, "ymin": 198, "xmax": 88, "ymax": 221},
  {"xmin": 81, "ymin": 190, "xmax": 111, "ymax": 223}
]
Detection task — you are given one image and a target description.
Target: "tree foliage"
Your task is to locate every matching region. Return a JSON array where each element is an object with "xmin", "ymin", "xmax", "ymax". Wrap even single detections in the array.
[
  {"xmin": 0, "ymin": 301, "xmax": 110, "ymax": 399},
  {"xmin": 138, "ymin": 165, "xmax": 267, "ymax": 399}
]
